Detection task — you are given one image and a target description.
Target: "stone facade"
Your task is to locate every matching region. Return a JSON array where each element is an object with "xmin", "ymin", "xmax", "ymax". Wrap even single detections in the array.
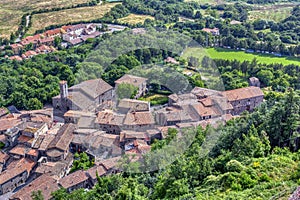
[{"xmin": 53, "ymin": 79, "xmax": 113, "ymax": 117}]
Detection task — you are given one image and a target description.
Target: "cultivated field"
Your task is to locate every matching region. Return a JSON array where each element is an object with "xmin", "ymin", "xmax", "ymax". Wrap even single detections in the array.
[
  {"xmin": 183, "ymin": 47, "xmax": 300, "ymax": 66},
  {"xmin": 0, "ymin": 0, "xmax": 90, "ymax": 37},
  {"xmin": 118, "ymin": 14, "xmax": 155, "ymax": 25},
  {"xmin": 28, "ymin": 3, "xmax": 120, "ymax": 34}
]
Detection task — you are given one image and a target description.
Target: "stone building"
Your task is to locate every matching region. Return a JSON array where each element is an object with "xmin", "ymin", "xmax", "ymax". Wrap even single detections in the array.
[
  {"xmin": 222, "ymin": 86, "xmax": 264, "ymax": 115},
  {"xmin": 46, "ymin": 123, "xmax": 76, "ymax": 162},
  {"xmin": 59, "ymin": 170, "xmax": 90, "ymax": 192},
  {"xmin": 0, "ymin": 158, "xmax": 35, "ymax": 195},
  {"xmin": 157, "ymin": 86, "xmax": 264, "ymax": 125},
  {"xmin": 86, "ymin": 165, "xmax": 107, "ymax": 186},
  {"xmin": 249, "ymin": 77, "xmax": 261, "ymax": 87},
  {"xmin": 95, "ymin": 110, "xmax": 125, "ymax": 134},
  {"xmin": 52, "ymin": 79, "xmax": 113, "ymax": 117},
  {"xmin": 10, "ymin": 174, "xmax": 59, "ymax": 200}
]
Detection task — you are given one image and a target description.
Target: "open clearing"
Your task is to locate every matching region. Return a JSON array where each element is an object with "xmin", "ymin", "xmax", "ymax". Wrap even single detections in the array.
[
  {"xmin": 0, "ymin": 0, "xmax": 90, "ymax": 38},
  {"xmin": 183, "ymin": 47, "xmax": 300, "ymax": 66},
  {"xmin": 249, "ymin": 6, "xmax": 293, "ymax": 22},
  {"xmin": 118, "ymin": 14, "xmax": 154, "ymax": 25},
  {"xmin": 184, "ymin": 0, "xmax": 224, "ymax": 5},
  {"xmin": 28, "ymin": 3, "xmax": 119, "ymax": 34}
]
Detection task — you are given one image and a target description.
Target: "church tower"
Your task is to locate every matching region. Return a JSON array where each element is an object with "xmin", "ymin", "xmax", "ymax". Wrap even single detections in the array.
[{"xmin": 59, "ymin": 80, "xmax": 68, "ymax": 99}]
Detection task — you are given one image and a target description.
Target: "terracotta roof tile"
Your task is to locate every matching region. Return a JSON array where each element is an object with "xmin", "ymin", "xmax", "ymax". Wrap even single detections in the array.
[
  {"xmin": 59, "ymin": 170, "xmax": 89, "ymax": 189},
  {"xmin": 124, "ymin": 111, "xmax": 155, "ymax": 126},
  {"xmin": 0, "ymin": 118, "xmax": 22, "ymax": 132},
  {"xmin": 96, "ymin": 110, "xmax": 124, "ymax": 126},
  {"xmin": 223, "ymin": 86, "xmax": 264, "ymax": 102},
  {"xmin": 47, "ymin": 123, "xmax": 76, "ymax": 151},
  {"xmin": 99, "ymin": 156, "xmax": 121, "ymax": 171},
  {"xmin": 0, "ymin": 158, "xmax": 35, "ymax": 185},
  {"xmin": 0, "ymin": 151, "xmax": 9, "ymax": 164},
  {"xmin": 86, "ymin": 165, "xmax": 106, "ymax": 180},
  {"xmin": 9, "ymin": 145, "xmax": 27, "ymax": 156},
  {"xmin": 11, "ymin": 174, "xmax": 59, "ymax": 200}
]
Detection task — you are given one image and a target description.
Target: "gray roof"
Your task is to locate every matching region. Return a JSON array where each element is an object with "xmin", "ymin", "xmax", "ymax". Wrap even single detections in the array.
[{"xmin": 69, "ymin": 79, "xmax": 113, "ymax": 99}]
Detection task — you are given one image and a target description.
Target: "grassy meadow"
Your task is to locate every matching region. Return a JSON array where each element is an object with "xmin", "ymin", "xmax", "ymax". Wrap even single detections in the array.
[
  {"xmin": 118, "ymin": 14, "xmax": 155, "ymax": 25},
  {"xmin": 0, "ymin": 0, "xmax": 90, "ymax": 37},
  {"xmin": 28, "ymin": 3, "xmax": 119, "ymax": 34},
  {"xmin": 249, "ymin": 6, "xmax": 293, "ymax": 22},
  {"xmin": 183, "ymin": 47, "xmax": 300, "ymax": 66}
]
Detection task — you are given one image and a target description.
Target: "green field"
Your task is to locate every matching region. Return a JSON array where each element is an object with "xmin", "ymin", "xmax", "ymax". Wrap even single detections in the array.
[{"xmin": 183, "ymin": 47, "xmax": 300, "ymax": 66}]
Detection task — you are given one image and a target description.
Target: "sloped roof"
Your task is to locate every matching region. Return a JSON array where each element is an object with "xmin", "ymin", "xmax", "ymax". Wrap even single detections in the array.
[
  {"xmin": 96, "ymin": 110, "xmax": 124, "ymax": 126},
  {"xmin": 59, "ymin": 170, "xmax": 89, "ymax": 189},
  {"xmin": 0, "ymin": 158, "xmax": 35, "ymax": 185},
  {"xmin": 47, "ymin": 123, "xmax": 76, "ymax": 151},
  {"xmin": 124, "ymin": 111, "xmax": 155, "ymax": 126},
  {"xmin": 115, "ymin": 74, "xmax": 147, "ymax": 87},
  {"xmin": 69, "ymin": 79, "xmax": 113, "ymax": 99},
  {"xmin": 86, "ymin": 165, "xmax": 107, "ymax": 180},
  {"xmin": 118, "ymin": 99, "xmax": 150, "ymax": 112},
  {"xmin": 222, "ymin": 86, "xmax": 264, "ymax": 102},
  {"xmin": 11, "ymin": 174, "xmax": 59, "ymax": 200}
]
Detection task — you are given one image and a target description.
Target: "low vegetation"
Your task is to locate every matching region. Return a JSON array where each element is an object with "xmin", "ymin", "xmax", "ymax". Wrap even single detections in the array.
[
  {"xmin": 117, "ymin": 14, "xmax": 154, "ymax": 25},
  {"xmin": 183, "ymin": 47, "xmax": 300, "ymax": 66},
  {"xmin": 28, "ymin": 3, "xmax": 119, "ymax": 34},
  {"xmin": 249, "ymin": 6, "xmax": 293, "ymax": 22},
  {"xmin": 139, "ymin": 94, "xmax": 169, "ymax": 106},
  {"xmin": 0, "ymin": 0, "xmax": 91, "ymax": 37}
]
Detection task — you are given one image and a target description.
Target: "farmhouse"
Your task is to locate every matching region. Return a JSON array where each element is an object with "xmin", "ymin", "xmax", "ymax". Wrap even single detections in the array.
[{"xmin": 202, "ymin": 28, "xmax": 220, "ymax": 36}]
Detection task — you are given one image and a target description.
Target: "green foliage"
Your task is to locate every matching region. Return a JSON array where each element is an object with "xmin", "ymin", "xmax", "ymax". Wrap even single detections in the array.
[
  {"xmin": 31, "ymin": 190, "xmax": 44, "ymax": 200},
  {"xmin": 0, "ymin": 142, "xmax": 5, "ymax": 150},
  {"xmin": 116, "ymin": 83, "xmax": 138, "ymax": 99},
  {"xmin": 70, "ymin": 152, "xmax": 94, "ymax": 173}
]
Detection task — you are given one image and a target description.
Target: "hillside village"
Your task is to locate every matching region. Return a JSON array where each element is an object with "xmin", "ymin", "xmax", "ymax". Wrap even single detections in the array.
[
  {"xmin": 0, "ymin": 70, "xmax": 264, "ymax": 199},
  {"xmin": 6, "ymin": 23, "xmax": 126, "ymax": 61}
]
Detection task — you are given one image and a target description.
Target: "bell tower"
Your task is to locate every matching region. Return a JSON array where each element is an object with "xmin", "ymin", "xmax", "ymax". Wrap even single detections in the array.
[{"xmin": 59, "ymin": 80, "xmax": 68, "ymax": 99}]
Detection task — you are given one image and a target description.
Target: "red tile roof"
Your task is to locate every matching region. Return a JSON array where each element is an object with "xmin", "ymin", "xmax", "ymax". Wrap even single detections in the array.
[
  {"xmin": 191, "ymin": 103, "xmax": 218, "ymax": 117},
  {"xmin": 9, "ymin": 56, "xmax": 23, "ymax": 61},
  {"xmin": 11, "ymin": 174, "xmax": 59, "ymax": 200},
  {"xmin": 47, "ymin": 123, "xmax": 76, "ymax": 151},
  {"xmin": 0, "ymin": 118, "xmax": 22, "ymax": 132},
  {"xmin": 124, "ymin": 111, "xmax": 155, "ymax": 126},
  {"xmin": 59, "ymin": 170, "xmax": 89, "ymax": 189},
  {"xmin": 86, "ymin": 165, "xmax": 106, "ymax": 180},
  {"xmin": 0, "ymin": 158, "xmax": 35, "ymax": 185},
  {"xmin": 96, "ymin": 110, "xmax": 124, "ymax": 126},
  {"xmin": 223, "ymin": 86, "xmax": 264, "ymax": 102},
  {"xmin": 9, "ymin": 145, "xmax": 27, "ymax": 156},
  {"xmin": 0, "ymin": 151, "xmax": 9, "ymax": 164},
  {"xmin": 99, "ymin": 156, "xmax": 121, "ymax": 171}
]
